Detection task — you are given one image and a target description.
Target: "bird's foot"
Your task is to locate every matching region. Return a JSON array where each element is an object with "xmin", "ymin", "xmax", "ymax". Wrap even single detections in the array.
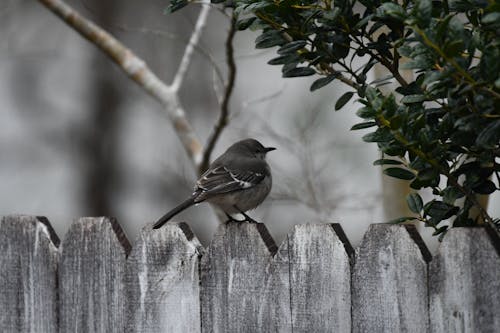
[{"xmin": 241, "ymin": 212, "xmax": 259, "ymax": 223}]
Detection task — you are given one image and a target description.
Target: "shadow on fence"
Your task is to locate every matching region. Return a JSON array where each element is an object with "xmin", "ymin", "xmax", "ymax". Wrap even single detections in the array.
[{"xmin": 0, "ymin": 214, "xmax": 499, "ymax": 332}]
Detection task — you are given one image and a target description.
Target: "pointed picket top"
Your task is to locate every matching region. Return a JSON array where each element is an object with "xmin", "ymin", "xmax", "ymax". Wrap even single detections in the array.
[
  {"xmin": 59, "ymin": 217, "xmax": 130, "ymax": 333},
  {"xmin": 201, "ymin": 221, "xmax": 291, "ymax": 332},
  {"xmin": 285, "ymin": 223, "xmax": 352, "ymax": 332},
  {"xmin": 430, "ymin": 226, "xmax": 500, "ymax": 333},
  {"xmin": 0, "ymin": 215, "xmax": 59, "ymax": 333},
  {"xmin": 125, "ymin": 222, "xmax": 203, "ymax": 333},
  {"xmin": 352, "ymin": 223, "xmax": 430, "ymax": 333}
]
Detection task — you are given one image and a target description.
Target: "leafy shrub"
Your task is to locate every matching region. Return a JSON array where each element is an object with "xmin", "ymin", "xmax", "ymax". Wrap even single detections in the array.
[{"xmin": 168, "ymin": 0, "xmax": 500, "ymax": 235}]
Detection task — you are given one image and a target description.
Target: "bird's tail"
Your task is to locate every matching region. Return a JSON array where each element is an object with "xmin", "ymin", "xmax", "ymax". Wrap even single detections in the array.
[{"xmin": 153, "ymin": 196, "xmax": 197, "ymax": 229}]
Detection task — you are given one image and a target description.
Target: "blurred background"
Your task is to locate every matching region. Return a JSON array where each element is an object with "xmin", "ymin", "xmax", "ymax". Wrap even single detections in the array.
[{"xmin": 2, "ymin": 0, "xmax": 498, "ymax": 251}]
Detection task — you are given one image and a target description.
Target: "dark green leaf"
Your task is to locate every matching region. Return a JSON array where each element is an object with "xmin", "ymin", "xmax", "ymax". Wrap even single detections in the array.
[
  {"xmin": 376, "ymin": 2, "xmax": 407, "ymax": 21},
  {"xmin": 482, "ymin": 12, "xmax": 500, "ymax": 28},
  {"xmin": 476, "ymin": 120, "xmax": 500, "ymax": 149},
  {"xmin": 443, "ymin": 40, "xmax": 464, "ymax": 57},
  {"xmin": 255, "ymin": 30, "xmax": 286, "ymax": 49},
  {"xmin": 373, "ymin": 158, "xmax": 403, "ymax": 166},
  {"xmin": 282, "ymin": 67, "xmax": 316, "ymax": 78},
  {"xmin": 363, "ymin": 128, "xmax": 393, "ymax": 142},
  {"xmin": 268, "ymin": 54, "xmax": 299, "ymax": 65},
  {"xmin": 310, "ymin": 75, "xmax": 336, "ymax": 91},
  {"xmin": 442, "ymin": 186, "xmax": 464, "ymax": 204},
  {"xmin": 415, "ymin": 0, "xmax": 432, "ymax": 26},
  {"xmin": 236, "ymin": 17, "xmax": 256, "ymax": 30},
  {"xmin": 278, "ymin": 41, "xmax": 307, "ymax": 54},
  {"xmin": 425, "ymin": 201, "xmax": 459, "ymax": 220},
  {"xmin": 473, "ymin": 180, "xmax": 497, "ymax": 194},
  {"xmin": 383, "ymin": 167, "xmax": 416, "ymax": 180},
  {"xmin": 351, "ymin": 121, "xmax": 377, "ymax": 130},
  {"xmin": 406, "ymin": 193, "xmax": 423, "ymax": 214},
  {"xmin": 387, "ymin": 216, "xmax": 416, "ymax": 224},
  {"xmin": 401, "ymin": 94, "xmax": 426, "ymax": 104},
  {"xmin": 335, "ymin": 91, "xmax": 355, "ymax": 110},
  {"xmin": 356, "ymin": 107, "xmax": 376, "ymax": 119},
  {"xmin": 354, "ymin": 14, "xmax": 374, "ymax": 29}
]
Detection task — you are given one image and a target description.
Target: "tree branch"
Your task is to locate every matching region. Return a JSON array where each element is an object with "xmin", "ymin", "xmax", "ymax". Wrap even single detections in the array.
[
  {"xmin": 37, "ymin": 0, "xmax": 204, "ymax": 166},
  {"xmin": 170, "ymin": 3, "xmax": 211, "ymax": 92},
  {"xmin": 200, "ymin": 13, "xmax": 238, "ymax": 174}
]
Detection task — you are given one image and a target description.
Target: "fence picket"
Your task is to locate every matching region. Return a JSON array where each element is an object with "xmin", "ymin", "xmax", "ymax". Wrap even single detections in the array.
[
  {"xmin": 286, "ymin": 224, "xmax": 353, "ymax": 332},
  {"xmin": 59, "ymin": 217, "xmax": 130, "ymax": 332},
  {"xmin": 125, "ymin": 222, "xmax": 202, "ymax": 333},
  {"xmin": 0, "ymin": 215, "xmax": 59, "ymax": 333},
  {"xmin": 200, "ymin": 221, "xmax": 291, "ymax": 333},
  {"xmin": 429, "ymin": 227, "xmax": 500, "ymax": 333},
  {"xmin": 352, "ymin": 224, "xmax": 431, "ymax": 333}
]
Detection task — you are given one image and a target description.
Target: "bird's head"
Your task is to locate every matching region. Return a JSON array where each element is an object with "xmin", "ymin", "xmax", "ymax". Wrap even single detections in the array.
[{"xmin": 228, "ymin": 138, "xmax": 276, "ymax": 160}]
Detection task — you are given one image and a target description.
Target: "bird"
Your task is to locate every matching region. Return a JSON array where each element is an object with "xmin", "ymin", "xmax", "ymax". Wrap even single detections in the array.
[{"xmin": 153, "ymin": 138, "xmax": 275, "ymax": 229}]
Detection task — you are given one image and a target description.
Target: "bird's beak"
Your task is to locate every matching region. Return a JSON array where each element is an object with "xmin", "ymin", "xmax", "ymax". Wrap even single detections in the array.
[{"xmin": 264, "ymin": 147, "xmax": 276, "ymax": 153}]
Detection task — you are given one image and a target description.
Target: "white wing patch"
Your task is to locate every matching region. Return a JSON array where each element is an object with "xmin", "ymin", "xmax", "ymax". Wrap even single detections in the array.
[{"xmin": 228, "ymin": 169, "xmax": 261, "ymax": 189}]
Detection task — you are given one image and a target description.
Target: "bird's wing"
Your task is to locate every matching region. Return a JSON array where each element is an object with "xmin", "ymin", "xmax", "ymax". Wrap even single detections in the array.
[{"xmin": 195, "ymin": 165, "xmax": 265, "ymax": 198}]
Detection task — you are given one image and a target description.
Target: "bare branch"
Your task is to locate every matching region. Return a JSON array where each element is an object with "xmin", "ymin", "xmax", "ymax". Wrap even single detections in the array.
[
  {"xmin": 200, "ymin": 13, "xmax": 238, "ymax": 174},
  {"xmin": 37, "ymin": 0, "xmax": 203, "ymax": 166},
  {"xmin": 115, "ymin": 25, "xmax": 225, "ymax": 87},
  {"xmin": 170, "ymin": 3, "xmax": 211, "ymax": 92}
]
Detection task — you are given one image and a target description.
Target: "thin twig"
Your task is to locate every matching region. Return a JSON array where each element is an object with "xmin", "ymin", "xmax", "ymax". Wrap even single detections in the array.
[
  {"xmin": 200, "ymin": 13, "xmax": 238, "ymax": 174},
  {"xmin": 37, "ymin": 0, "xmax": 206, "ymax": 166},
  {"xmin": 171, "ymin": 3, "xmax": 211, "ymax": 92},
  {"xmin": 115, "ymin": 25, "xmax": 225, "ymax": 87}
]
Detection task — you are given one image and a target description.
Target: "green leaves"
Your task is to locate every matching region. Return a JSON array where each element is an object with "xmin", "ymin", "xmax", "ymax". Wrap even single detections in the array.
[
  {"xmin": 481, "ymin": 12, "xmax": 500, "ymax": 29},
  {"xmin": 407, "ymin": 193, "xmax": 423, "ymax": 214},
  {"xmin": 192, "ymin": 0, "xmax": 500, "ymax": 236},
  {"xmin": 335, "ymin": 92, "xmax": 355, "ymax": 110},
  {"xmin": 476, "ymin": 120, "xmax": 500, "ymax": 149},
  {"xmin": 362, "ymin": 128, "xmax": 393, "ymax": 142},
  {"xmin": 376, "ymin": 2, "xmax": 407, "ymax": 21},
  {"xmin": 351, "ymin": 121, "xmax": 376, "ymax": 130},
  {"xmin": 424, "ymin": 201, "xmax": 459, "ymax": 224},
  {"xmin": 236, "ymin": 17, "xmax": 256, "ymax": 30},
  {"xmin": 255, "ymin": 30, "xmax": 286, "ymax": 49},
  {"xmin": 278, "ymin": 41, "xmax": 307, "ymax": 54},
  {"xmin": 310, "ymin": 75, "xmax": 337, "ymax": 91},
  {"xmin": 383, "ymin": 167, "xmax": 416, "ymax": 180},
  {"xmin": 282, "ymin": 67, "xmax": 316, "ymax": 78}
]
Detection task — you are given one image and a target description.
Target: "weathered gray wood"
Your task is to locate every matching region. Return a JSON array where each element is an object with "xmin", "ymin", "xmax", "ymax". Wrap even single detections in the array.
[
  {"xmin": 352, "ymin": 224, "xmax": 431, "ymax": 333},
  {"xmin": 125, "ymin": 222, "xmax": 202, "ymax": 333},
  {"xmin": 429, "ymin": 227, "xmax": 500, "ymax": 333},
  {"xmin": 0, "ymin": 215, "xmax": 59, "ymax": 333},
  {"xmin": 201, "ymin": 221, "xmax": 291, "ymax": 333},
  {"xmin": 286, "ymin": 223, "xmax": 353, "ymax": 332},
  {"xmin": 59, "ymin": 217, "xmax": 130, "ymax": 332}
]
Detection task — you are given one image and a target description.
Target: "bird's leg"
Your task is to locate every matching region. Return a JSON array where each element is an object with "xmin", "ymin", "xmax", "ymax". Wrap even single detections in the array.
[{"xmin": 233, "ymin": 206, "xmax": 259, "ymax": 223}]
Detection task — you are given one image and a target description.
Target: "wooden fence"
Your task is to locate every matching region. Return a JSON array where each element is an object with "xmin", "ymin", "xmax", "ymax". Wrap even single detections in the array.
[{"xmin": 0, "ymin": 214, "xmax": 499, "ymax": 332}]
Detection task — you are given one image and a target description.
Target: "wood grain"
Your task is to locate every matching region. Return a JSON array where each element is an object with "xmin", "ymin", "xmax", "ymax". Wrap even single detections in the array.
[
  {"xmin": 125, "ymin": 222, "xmax": 202, "ymax": 333},
  {"xmin": 59, "ymin": 217, "xmax": 130, "ymax": 332},
  {"xmin": 200, "ymin": 221, "xmax": 291, "ymax": 333},
  {"xmin": 429, "ymin": 227, "xmax": 500, "ymax": 333},
  {"xmin": 352, "ymin": 224, "xmax": 431, "ymax": 333},
  {"xmin": 0, "ymin": 215, "xmax": 59, "ymax": 333},
  {"xmin": 286, "ymin": 223, "xmax": 353, "ymax": 332}
]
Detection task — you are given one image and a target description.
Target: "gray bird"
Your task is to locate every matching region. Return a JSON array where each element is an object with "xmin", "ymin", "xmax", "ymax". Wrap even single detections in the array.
[{"xmin": 153, "ymin": 138, "xmax": 275, "ymax": 229}]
